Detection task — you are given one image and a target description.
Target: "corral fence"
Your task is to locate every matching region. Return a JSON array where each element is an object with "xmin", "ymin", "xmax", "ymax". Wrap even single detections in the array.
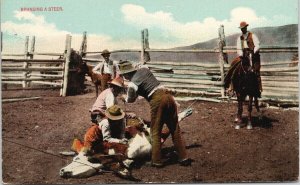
[
  {"xmin": 1, "ymin": 25, "xmax": 299, "ymax": 106},
  {"xmin": 81, "ymin": 26, "xmax": 299, "ymax": 106},
  {"xmin": 1, "ymin": 34, "xmax": 73, "ymax": 96}
]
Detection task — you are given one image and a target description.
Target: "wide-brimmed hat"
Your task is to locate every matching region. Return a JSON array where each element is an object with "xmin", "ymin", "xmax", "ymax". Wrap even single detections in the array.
[
  {"xmin": 105, "ymin": 105, "xmax": 125, "ymax": 120},
  {"xmin": 118, "ymin": 60, "xmax": 137, "ymax": 74},
  {"xmin": 108, "ymin": 77, "xmax": 124, "ymax": 88},
  {"xmin": 101, "ymin": 49, "xmax": 111, "ymax": 56},
  {"xmin": 239, "ymin": 21, "xmax": 249, "ymax": 29}
]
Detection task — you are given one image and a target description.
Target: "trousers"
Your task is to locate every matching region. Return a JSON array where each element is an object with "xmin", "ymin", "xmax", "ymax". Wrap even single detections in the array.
[{"xmin": 149, "ymin": 89, "xmax": 187, "ymax": 164}]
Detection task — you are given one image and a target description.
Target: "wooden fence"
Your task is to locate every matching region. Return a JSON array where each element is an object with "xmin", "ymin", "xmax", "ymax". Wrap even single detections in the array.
[
  {"xmin": 2, "ymin": 26, "xmax": 298, "ymax": 105},
  {"xmin": 1, "ymin": 34, "xmax": 72, "ymax": 96},
  {"xmin": 81, "ymin": 26, "xmax": 298, "ymax": 106}
]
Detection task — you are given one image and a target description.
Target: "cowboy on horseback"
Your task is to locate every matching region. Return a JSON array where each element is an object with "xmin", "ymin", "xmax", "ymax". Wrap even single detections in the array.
[
  {"xmin": 224, "ymin": 21, "xmax": 262, "ymax": 129},
  {"xmin": 237, "ymin": 21, "xmax": 262, "ymax": 94}
]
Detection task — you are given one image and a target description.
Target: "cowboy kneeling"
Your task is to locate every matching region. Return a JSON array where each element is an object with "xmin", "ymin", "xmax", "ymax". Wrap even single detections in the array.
[{"xmin": 73, "ymin": 105, "xmax": 131, "ymax": 177}]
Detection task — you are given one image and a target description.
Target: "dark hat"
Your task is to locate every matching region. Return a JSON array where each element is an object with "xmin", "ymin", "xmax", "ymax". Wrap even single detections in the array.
[
  {"xmin": 118, "ymin": 60, "xmax": 137, "ymax": 74},
  {"xmin": 239, "ymin": 21, "xmax": 249, "ymax": 29},
  {"xmin": 101, "ymin": 49, "xmax": 111, "ymax": 56},
  {"xmin": 105, "ymin": 105, "xmax": 125, "ymax": 120}
]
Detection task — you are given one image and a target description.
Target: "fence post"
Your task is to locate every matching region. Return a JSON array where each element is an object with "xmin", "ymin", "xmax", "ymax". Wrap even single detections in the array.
[
  {"xmin": 144, "ymin": 29, "xmax": 150, "ymax": 63},
  {"xmin": 1, "ymin": 32, "xmax": 3, "ymax": 52},
  {"xmin": 79, "ymin": 31, "xmax": 87, "ymax": 57},
  {"xmin": 23, "ymin": 36, "xmax": 29, "ymax": 88},
  {"xmin": 218, "ymin": 25, "xmax": 226, "ymax": 98},
  {"xmin": 27, "ymin": 36, "xmax": 35, "ymax": 87},
  {"xmin": 30, "ymin": 36, "xmax": 35, "ymax": 58},
  {"xmin": 61, "ymin": 34, "xmax": 72, "ymax": 96},
  {"xmin": 140, "ymin": 30, "xmax": 145, "ymax": 64}
]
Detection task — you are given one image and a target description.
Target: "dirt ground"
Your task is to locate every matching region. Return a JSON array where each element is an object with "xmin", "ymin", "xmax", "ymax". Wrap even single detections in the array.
[{"xmin": 2, "ymin": 86, "xmax": 299, "ymax": 184}]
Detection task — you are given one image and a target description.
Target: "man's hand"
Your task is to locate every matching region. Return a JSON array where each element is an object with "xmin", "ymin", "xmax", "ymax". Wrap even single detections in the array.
[
  {"xmin": 126, "ymin": 112, "xmax": 136, "ymax": 118},
  {"xmin": 119, "ymin": 138, "xmax": 128, "ymax": 144},
  {"xmin": 120, "ymin": 94, "xmax": 127, "ymax": 103}
]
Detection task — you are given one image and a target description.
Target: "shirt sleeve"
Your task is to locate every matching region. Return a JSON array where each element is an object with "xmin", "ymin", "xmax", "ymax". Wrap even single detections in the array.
[
  {"xmin": 125, "ymin": 82, "xmax": 138, "ymax": 103},
  {"xmin": 99, "ymin": 119, "xmax": 121, "ymax": 143},
  {"xmin": 93, "ymin": 62, "xmax": 102, "ymax": 75},
  {"xmin": 105, "ymin": 91, "xmax": 115, "ymax": 109},
  {"xmin": 252, "ymin": 34, "xmax": 260, "ymax": 53},
  {"xmin": 236, "ymin": 37, "xmax": 243, "ymax": 56},
  {"xmin": 112, "ymin": 61, "xmax": 120, "ymax": 78}
]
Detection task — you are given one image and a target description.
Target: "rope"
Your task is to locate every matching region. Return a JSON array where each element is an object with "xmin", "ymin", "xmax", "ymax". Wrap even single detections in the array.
[{"xmin": 2, "ymin": 137, "xmax": 113, "ymax": 172}]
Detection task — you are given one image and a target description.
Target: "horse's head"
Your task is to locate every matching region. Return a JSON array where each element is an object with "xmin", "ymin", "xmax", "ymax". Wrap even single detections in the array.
[{"xmin": 68, "ymin": 49, "xmax": 88, "ymax": 74}]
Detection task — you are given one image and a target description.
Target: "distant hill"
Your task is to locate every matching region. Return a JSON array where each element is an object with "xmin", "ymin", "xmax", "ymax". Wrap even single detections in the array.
[
  {"xmin": 89, "ymin": 24, "xmax": 298, "ymax": 63},
  {"xmin": 175, "ymin": 24, "xmax": 298, "ymax": 50}
]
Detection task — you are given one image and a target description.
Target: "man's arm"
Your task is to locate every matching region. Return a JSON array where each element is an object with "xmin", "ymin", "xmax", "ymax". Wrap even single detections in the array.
[
  {"xmin": 124, "ymin": 82, "xmax": 138, "ymax": 103},
  {"xmin": 105, "ymin": 91, "xmax": 116, "ymax": 108},
  {"xmin": 236, "ymin": 37, "xmax": 243, "ymax": 56},
  {"xmin": 99, "ymin": 120, "xmax": 122, "ymax": 143},
  {"xmin": 92, "ymin": 62, "xmax": 103, "ymax": 75},
  {"xmin": 252, "ymin": 34, "xmax": 260, "ymax": 53}
]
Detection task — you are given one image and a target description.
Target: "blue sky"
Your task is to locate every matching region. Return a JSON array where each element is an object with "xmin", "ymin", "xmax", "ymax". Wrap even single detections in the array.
[{"xmin": 1, "ymin": 0, "xmax": 298, "ymax": 52}]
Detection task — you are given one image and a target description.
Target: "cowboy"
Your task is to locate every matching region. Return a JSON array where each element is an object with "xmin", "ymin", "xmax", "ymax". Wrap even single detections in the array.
[
  {"xmin": 118, "ymin": 60, "xmax": 191, "ymax": 167},
  {"xmin": 93, "ymin": 49, "xmax": 119, "ymax": 91},
  {"xmin": 236, "ymin": 21, "xmax": 262, "ymax": 93},
  {"xmin": 72, "ymin": 105, "xmax": 130, "ymax": 178},
  {"xmin": 90, "ymin": 77, "xmax": 124, "ymax": 124}
]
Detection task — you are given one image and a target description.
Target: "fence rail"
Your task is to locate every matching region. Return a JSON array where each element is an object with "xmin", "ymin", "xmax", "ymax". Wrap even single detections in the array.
[
  {"xmin": 1, "ymin": 34, "xmax": 72, "ymax": 96},
  {"xmin": 1, "ymin": 26, "xmax": 299, "ymax": 106}
]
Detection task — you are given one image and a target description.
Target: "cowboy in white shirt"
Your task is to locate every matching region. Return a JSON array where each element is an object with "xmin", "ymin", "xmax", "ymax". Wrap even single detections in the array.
[
  {"xmin": 236, "ymin": 21, "xmax": 262, "ymax": 92},
  {"xmin": 93, "ymin": 49, "xmax": 120, "ymax": 91}
]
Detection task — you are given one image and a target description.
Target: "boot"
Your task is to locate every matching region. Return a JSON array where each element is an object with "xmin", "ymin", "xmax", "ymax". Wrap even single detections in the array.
[{"xmin": 71, "ymin": 138, "xmax": 84, "ymax": 153}]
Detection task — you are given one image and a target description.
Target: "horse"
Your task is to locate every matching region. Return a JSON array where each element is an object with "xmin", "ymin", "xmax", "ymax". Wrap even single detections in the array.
[
  {"xmin": 66, "ymin": 50, "xmax": 87, "ymax": 95},
  {"xmin": 225, "ymin": 51, "xmax": 262, "ymax": 129},
  {"xmin": 79, "ymin": 62, "xmax": 102, "ymax": 97},
  {"xmin": 59, "ymin": 108, "xmax": 193, "ymax": 179}
]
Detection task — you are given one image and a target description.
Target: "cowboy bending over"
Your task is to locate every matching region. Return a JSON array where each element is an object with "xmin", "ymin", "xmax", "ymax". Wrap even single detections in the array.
[{"xmin": 118, "ymin": 61, "xmax": 191, "ymax": 167}]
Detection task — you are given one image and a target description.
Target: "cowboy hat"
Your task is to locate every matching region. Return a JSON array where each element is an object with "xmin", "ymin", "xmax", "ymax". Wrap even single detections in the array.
[
  {"xmin": 105, "ymin": 105, "xmax": 125, "ymax": 120},
  {"xmin": 101, "ymin": 49, "xmax": 111, "ymax": 56},
  {"xmin": 239, "ymin": 21, "xmax": 249, "ymax": 29},
  {"xmin": 108, "ymin": 77, "xmax": 124, "ymax": 88},
  {"xmin": 118, "ymin": 60, "xmax": 137, "ymax": 74}
]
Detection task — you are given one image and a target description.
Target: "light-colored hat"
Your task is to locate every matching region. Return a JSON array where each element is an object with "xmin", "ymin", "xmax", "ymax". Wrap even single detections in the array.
[
  {"xmin": 101, "ymin": 49, "xmax": 111, "ymax": 56},
  {"xmin": 108, "ymin": 77, "xmax": 124, "ymax": 88},
  {"xmin": 105, "ymin": 105, "xmax": 125, "ymax": 120},
  {"xmin": 118, "ymin": 60, "xmax": 137, "ymax": 74},
  {"xmin": 239, "ymin": 21, "xmax": 249, "ymax": 29}
]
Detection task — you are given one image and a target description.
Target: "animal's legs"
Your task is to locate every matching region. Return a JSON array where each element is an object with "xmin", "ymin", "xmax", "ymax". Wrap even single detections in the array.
[
  {"xmin": 247, "ymin": 96, "xmax": 253, "ymax": 129},
  {"xmin": 235, "ymin": 94, "xmax": 243, "ymax": 129},
  {"xmin": 95, "ymin": 84, "xmax": 99, "ymax": 97},
  {"xmin": 254, "ymin": 97, "xmax": 262, "ymax": 121}
]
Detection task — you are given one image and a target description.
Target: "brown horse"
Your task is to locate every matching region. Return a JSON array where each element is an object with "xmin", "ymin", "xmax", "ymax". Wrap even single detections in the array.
[
  {"xmin": 79, "ymin": 62, "xmax": 102, "ymax": 97},
  {"xmin": 225, "ymin": 52, "xmax": 261, "ymax": 129}
]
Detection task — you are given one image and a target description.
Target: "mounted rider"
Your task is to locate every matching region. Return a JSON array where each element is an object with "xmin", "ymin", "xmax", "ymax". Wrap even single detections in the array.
[{"xmin": 225, "ymin": 21, "xmax": 262, "ymax": 97}]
